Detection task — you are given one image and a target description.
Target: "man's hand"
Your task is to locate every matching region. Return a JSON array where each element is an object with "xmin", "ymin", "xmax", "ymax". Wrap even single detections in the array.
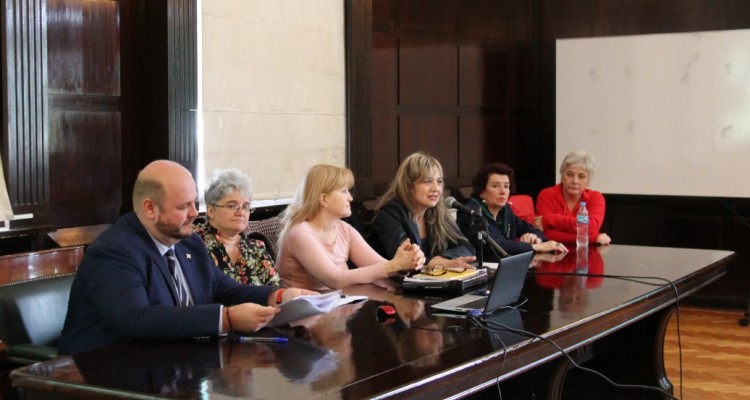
[{"xmin": 227, "ymin": 303, "xmax": 279, "ymax": 333}]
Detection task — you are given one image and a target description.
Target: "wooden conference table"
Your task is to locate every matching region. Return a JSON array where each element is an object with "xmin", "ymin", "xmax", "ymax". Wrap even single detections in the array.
[{"xmin": 11, "ymin": 245, "xmax": 734, "ymax": 399}]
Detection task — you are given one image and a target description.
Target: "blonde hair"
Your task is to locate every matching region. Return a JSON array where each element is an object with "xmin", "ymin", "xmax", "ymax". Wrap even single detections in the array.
[
  {"xmin": 278, "ymin": 164, "xmax": 354, "ymax": 249},
  {"xmin": 374, "ymin": 152, "xmax": 465, "ymax": 256}
]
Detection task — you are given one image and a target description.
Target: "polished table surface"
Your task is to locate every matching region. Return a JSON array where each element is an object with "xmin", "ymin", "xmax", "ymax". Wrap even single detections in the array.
[{"xmin": 11, "ymin": 245, "xmax": 734, "ymax": 399}]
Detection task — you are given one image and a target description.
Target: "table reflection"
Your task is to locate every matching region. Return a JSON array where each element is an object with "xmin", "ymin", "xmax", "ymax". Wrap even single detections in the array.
[
  {"xmin": 483, "ymin": 307, "xmax": 527, "ymax": 350},
  {"xmin": 66, "ymin": 303, "xmax": 368, "ymax": 398},
  {"xmin": 71, "ymin": 340, "xmax": 222, "ymax": 397},
  {"xmin": 534, "ymin": 246, "xmax": 607, "ymax": 313},
  {"xmin": 286, "ymin": 300, "xmax": 366, "ymax": 391}
]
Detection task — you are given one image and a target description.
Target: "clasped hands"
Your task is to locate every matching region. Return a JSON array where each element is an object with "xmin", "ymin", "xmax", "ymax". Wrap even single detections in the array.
[{"xmin": 387, "ymin": 239, "xmax": 426, "ymax": 275}]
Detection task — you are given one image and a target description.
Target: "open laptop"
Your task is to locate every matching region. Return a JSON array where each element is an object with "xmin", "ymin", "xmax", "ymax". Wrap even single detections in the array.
[{"xmin": 431, "ymin": 251, "xmax": 533, "ymax": 315}]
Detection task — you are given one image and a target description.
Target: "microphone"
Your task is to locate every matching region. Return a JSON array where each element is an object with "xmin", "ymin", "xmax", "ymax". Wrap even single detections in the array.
[{"xmin": 444, "ymin": 196, "xmax": 477, "ymax": 216}]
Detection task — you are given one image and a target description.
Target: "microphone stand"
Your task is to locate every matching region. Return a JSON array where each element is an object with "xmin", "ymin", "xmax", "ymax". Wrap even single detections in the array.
[
  {"xmin": 480, "ymin": 231, "xmax": 510, "ymax": 258},
  {"xmin": 476, "ymin": 231, "xmax": 484, "ymax": 269},
  {"xmin": 470, "ymin": 213, "xmax": 510, "ymax": 260}
]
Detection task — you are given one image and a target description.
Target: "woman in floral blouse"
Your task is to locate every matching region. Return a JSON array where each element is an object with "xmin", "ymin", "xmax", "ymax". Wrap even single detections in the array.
[{"xmin": 194, "ymin": 169, "xmax": 280, "ymax": 286}]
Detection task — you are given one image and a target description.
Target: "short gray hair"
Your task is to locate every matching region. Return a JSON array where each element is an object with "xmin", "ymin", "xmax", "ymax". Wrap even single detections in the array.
[
  {"xmin": 559, "ymin": 150, "xmax": 595, "ymax": 180},
  {"xmin": 204, "ymin": 169, "xmax": 253, "ymax": 205}
]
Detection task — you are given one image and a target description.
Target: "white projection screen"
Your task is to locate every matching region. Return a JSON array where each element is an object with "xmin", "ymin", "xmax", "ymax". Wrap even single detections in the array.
[{"xmin": 556, "ymin": 29, "xmax": 750, "ymax": 198}]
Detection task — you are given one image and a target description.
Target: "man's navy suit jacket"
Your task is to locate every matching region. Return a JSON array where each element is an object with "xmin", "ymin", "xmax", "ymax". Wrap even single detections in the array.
[{"xmin": 59, "ymin": 212, "xmax": 275, "ymax": 354}]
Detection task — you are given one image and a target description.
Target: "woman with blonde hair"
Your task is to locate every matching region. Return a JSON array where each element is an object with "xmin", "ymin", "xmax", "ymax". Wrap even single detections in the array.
[
  {"xmin": 276, "ymin": 164, "xmax": 424, "ymax": 292},
  {"xmin": 370, "ymin": 152, "xmax": 475, "ymax": 271}
]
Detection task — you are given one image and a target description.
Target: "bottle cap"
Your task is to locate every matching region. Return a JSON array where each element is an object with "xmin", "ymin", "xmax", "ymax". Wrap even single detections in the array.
[{"xmin": 580, "ymin": 201, "xmax": 586, "ymax": 206}]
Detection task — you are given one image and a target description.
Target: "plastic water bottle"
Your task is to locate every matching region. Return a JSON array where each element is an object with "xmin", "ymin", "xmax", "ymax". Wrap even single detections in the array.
[{"xmin": 576, "ymin": 202, "xmax": 589, "ymax": 248}]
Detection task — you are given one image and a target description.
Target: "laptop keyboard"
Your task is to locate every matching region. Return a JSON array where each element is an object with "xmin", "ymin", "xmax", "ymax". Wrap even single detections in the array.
[{"xmin": 459, "ymin": 297, "xmax": 487, "ymax": 310}]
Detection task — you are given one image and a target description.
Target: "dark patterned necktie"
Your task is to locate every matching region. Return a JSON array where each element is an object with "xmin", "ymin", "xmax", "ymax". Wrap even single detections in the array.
[{"xmin": 166, "ymin": 249, "xmax": 191, "ymax": 306}]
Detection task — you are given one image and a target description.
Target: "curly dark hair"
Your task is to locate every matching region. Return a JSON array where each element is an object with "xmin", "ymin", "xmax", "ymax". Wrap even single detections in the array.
[{"xmin": 471, "ymin": 162, "xmax": 515, "ymax": 198}]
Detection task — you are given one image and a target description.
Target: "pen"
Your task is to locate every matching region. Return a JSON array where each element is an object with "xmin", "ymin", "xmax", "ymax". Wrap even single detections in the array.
[{"xmin": 234, "ymin": 336, "xmax": 289, "ymax": 344}]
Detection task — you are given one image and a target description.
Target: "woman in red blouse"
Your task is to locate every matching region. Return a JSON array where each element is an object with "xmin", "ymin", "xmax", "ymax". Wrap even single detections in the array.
[{"xmin": 534, "ymin": 150, "xmax": 612, "ymax": 245}]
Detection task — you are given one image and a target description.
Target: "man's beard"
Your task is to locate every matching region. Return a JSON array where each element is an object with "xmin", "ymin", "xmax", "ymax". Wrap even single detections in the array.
[{"xmin": 155, "ymin": 217, "xmax": 193, "ymax": 241}]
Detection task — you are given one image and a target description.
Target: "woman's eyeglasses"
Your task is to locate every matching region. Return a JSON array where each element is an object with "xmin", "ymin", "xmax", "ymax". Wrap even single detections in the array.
[{"xmin": 213, "ymin": 203, "xmax": 255, "ymax": 214}]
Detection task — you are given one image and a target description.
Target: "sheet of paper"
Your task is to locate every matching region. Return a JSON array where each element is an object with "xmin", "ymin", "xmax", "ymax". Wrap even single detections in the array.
[{"xmin": 268, "ymin": 290, "xmax": 368, "ymax": 327}]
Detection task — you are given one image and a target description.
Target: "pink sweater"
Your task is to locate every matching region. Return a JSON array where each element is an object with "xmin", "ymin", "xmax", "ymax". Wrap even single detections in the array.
[{"xmin": 276, "ymin": 220, "xmax": 389, "ymax": 292}]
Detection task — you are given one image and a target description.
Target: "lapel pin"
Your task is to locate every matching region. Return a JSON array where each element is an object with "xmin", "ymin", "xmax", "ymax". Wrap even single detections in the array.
[{"xmin": 186, "ymin": 253, "xmax": 191, "ymax": 259}]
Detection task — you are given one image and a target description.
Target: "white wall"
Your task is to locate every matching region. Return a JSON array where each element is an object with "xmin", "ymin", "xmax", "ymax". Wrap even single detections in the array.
[
  {"xmin": 556, "ymin": 29, "xmax": 750, "ymax": 198},
  {"xmin": 200, "ymin": 0, "xmax": 346, "ymax": 202}
]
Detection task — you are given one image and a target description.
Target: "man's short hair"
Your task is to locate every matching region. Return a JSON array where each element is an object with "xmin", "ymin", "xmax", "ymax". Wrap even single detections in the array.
[{"xmin": 132, "ymin": 176, "xmax": 166, "ymax": 211}]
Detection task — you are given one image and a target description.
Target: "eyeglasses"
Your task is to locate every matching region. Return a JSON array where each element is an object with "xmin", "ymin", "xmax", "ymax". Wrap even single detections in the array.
[
  {"xmin": 213, "ymin": 203, "xmax": 255, "ymax": 213},
  {"xmin": 422, "ymin": 264, "xmax": 465, "ymax": 276}
]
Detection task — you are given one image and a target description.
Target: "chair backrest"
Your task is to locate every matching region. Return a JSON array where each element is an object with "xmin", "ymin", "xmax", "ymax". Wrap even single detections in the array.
[
  {"xmin": 0, "ymin": 273, "xmax": 75, "ymax": 347},
  {"xmin": 508, "ymin": 195, "xmax": 535, "ymax": 225},
  {"xmin": 0, "ymin": 246, "xmax": 84, "ymax": 285},
  {"xmin": 247, "ymin": 231, "xmax": 276, "ymax": 261},
  {"xmin": 246, "ymin": 216, "xmax": 282, "ymax": 258}
]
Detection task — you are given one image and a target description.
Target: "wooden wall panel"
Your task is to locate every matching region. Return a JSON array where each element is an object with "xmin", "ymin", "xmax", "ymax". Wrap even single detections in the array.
[
  {"xmin": 47, "ymin": 0, "xmax": 84, "ymax": 94},
  {"xmin": 509, "ymin": 0, "xmax": 536, "ymax": 45},
  {"xmin": 167, "ymin": 0, "xmax": 196, "ymax": 169},
  {"xmin": 399, "ymin": 34, "xmax": 457, "ymax": 106},
  {"xmin": 458, "ymin": 45, "xmax": 509, "ymax": 107},
  {"xmin": 3, "ymin": 0, "xmax": 49, "ymax": 209},
  {"xmin": 398, "ymin": 0, "xmax": 455, "ymax": 33},
  {"xmin": 372, "ymin": 0, "xmax": 394, "ymax": 25},
  {"xmin": 45, "ymin": 0, "xmax": 121, "ymax": 226},
  {"xmin": 46, "ymin": 0, "xmax": 119, "ymax": 95},
  {"xmin": 48, "ymin": 110, "xmax": 121, "ymax": 223},
  {"xmin": 399, "ymin": 115, "xmax": 458, "ymax": 178},
  {"xmin": 459, "ymin": 116, "xmax": 512, "ymax": 178},
  {"xmin": 370, "ymin": 115, "xmax": 399, "ymax": 190},
  {"xmin": 371, "ymin": 31, "xmax": 397, "ymax": 106},
  {"xmin": 346, "ymin": 0, "xmax": 374, "ymax": 196},
  {"xmin": 351, "ymin": 0, "xmax": 530, "ymax": 195},
  {"xmin": 2, "ymin": 0, "xmax": 197, "ymax": 250},
  {"xmin": 460, "ymin": 0, "xmax": 509, "ymax": 41},
  {"xmin": 84, "ymin": 1, "xmax": 120, "ymax": 95}
]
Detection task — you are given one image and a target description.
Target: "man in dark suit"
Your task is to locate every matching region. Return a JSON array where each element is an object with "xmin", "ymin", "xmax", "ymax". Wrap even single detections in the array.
[{"xmin": 60, "ymin": 160, "xmax": 313, "ymax": 354}]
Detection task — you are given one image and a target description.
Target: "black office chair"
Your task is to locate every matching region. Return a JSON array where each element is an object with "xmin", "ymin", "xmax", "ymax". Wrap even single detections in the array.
[{"xmin": 0, "ymin": 273, "xmax": 76, "ymax": 367}]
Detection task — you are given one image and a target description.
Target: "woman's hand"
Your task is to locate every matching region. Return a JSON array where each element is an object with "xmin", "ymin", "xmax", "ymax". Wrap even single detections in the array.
[
  {"xmin": 596, "ymin": 233, "xmax": 612, "ymax": 246},
  {"xmin": 519, "ymin": 233, "xmax": 543, "ymax": 244},
  {"xmin": 530, "ymin": 251, "xmax": 567, "ymax": 267},
  {"xmin": 427, "ymin": 255, "xmax": 476, "ymax": 271},
  {"xmin": 532, "ymin": 240, "xmax": 569, "ymax": 254},
  {"xmin": 388, "ymin": 239, "xmax": 425, "ymax": 274}
]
